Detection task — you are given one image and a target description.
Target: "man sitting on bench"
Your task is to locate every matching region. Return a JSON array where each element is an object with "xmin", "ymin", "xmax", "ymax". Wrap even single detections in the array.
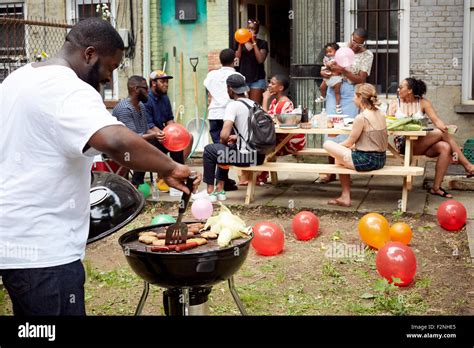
[{"xmin": 201, "ymin": 74, "xmax": 266, "ymax": 202}]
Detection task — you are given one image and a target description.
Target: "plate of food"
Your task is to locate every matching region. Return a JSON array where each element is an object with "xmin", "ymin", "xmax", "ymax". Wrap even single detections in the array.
[{"xmin": 328, "ymin": 114, "xmax": 350, "ymax": 129}]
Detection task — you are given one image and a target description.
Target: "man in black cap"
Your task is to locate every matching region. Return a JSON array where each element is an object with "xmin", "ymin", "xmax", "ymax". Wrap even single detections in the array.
[{"xmin": 200, "ymin": 74, "xmax": 265, "ymax": 202}]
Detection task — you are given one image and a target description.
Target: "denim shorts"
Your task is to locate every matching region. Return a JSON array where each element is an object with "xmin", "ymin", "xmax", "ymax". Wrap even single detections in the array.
[{"xmin": 247, "ymin": 79, "xmax": 267, "ymax": 90}]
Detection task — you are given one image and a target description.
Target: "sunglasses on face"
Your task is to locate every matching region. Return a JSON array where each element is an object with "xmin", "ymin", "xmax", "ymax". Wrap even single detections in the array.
[{"xmin": 351, "ymin": 35, "xmax": 366, "ymax": 48}]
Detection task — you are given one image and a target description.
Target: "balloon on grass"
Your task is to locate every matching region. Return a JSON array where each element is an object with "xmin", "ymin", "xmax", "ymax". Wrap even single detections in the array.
[
  {"xmin": 138, "ymin": 183, "xmax": 151, "ymax": 198},
  {"xmin": 162, "ymin": 123, "xmax": 191, "ymax": 152},
  {"xmin": 292, "ymin": 211, "xmax": 319, "ymax": 241},
  {"xmin": 437, "ymin": 200, "xmax": 467, "ymax": 231},
  {"xmin": 358, "ymin": 213, "xmax": 390, "ymax": 249},
  {"xmin": 191, "ymin": 198, "xmax": 214, "ymax": 220},
  {"xmin": 376, "ymin": 241, "xmax": 417, "ymax": 287},
  {"xmin": 389, "ymin": 222, "xmax": 413, "ymax": 245},
  {"xmin": 251, "ymin": 221, "xmax": 285, "ymax": 256},
  {"xmin": 151, "ymin": 214, "xmax": 176, "ymax": 225}
]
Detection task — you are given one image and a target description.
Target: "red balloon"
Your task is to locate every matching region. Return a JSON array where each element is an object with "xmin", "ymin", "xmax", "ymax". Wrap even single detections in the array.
[
  {"xmin": 437, "ymin": 200, "xmax": 467, "ymax": 231},
  {"xmin": 251, "ymin": 222, "xmax": 285, "ymax": 256},
  {"xmin": 292, "ymin": 211, "xmax": 319, "ymax": 241},
  {"xmin": 376, "ymin": 242, "xmax": 417, "ymax": 287},
  {"xmin": 162, "ymin": 123, "xmax": 191, "ymax": 152}
]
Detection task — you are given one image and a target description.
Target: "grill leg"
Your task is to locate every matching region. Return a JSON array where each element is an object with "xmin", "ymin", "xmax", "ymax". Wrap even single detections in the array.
[
  {"xmin": 228, "ymin": 276, "xmax": 247, "ymax": 316},
  {"xmin": 134, "ymin": 281, "xmax": 150, "ymax": 316}
]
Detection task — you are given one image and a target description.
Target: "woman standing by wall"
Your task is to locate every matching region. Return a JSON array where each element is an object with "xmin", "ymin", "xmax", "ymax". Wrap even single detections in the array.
[{"xmin": 235, "ymin": 19, "xmax": 269, "ymax": 105}]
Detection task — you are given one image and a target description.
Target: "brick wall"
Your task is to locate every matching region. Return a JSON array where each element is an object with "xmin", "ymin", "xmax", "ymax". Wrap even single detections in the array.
[
  {"xmin": 206, "ymin": 0, "xmax": 229, "ymax": 71},
  {"xmin": 409, "ymin": 0, "xmax": 464, "ymax": 88},
  {"xmin": 409, "ymin": 0, "xmax": 472, "ymax": 144}
]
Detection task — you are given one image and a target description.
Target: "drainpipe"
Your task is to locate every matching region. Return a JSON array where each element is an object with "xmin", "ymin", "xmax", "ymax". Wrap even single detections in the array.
[{"xmin": 143, "ymin": 0, "xmax": 151, "ymax": 76}]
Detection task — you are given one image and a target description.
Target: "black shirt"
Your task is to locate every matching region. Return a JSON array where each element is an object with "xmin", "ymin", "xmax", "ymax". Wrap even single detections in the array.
[{"xmin": 237, "ymin": 39, "xmax": 269, "ymax": 84}]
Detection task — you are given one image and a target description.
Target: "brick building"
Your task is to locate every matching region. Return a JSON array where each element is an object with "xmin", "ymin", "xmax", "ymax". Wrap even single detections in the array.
[{"xmin": 1, "ymin": 0, "xmax": 472, "ymax": 144}]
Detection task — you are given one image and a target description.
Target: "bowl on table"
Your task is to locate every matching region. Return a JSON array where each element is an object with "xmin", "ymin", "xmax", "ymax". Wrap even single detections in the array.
[{"xmin": 276, "ymin": 113, "xmax": 302, "ymax": 128}]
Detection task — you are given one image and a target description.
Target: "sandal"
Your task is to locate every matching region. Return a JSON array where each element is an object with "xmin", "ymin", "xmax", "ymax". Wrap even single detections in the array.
[
  {"xmin": 315, "ymin": 96, "xmax": 326, "ymax": 103},
  {"xmin": 335, "ymin": 104, "xmax": 342, "ymax": 114},
  {"xmin": 429, "ymin": 187, "xmax": 453, "ymax": 198}
]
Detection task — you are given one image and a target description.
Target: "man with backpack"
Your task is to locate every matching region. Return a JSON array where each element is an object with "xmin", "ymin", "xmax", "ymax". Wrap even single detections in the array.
[{"xmin": 201, "ymin": 74, "xmax": 274, "ymax": 202}]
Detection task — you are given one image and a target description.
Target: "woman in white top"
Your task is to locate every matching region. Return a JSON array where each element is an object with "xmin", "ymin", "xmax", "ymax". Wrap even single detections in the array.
[{"xmin": 388, "ymin": 78, "xmax": 474, "ymax": 198}]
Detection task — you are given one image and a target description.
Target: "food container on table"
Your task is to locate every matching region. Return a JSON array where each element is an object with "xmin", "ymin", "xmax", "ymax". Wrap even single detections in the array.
[
  {"xmin": 276, "ymin": 113, "xmax": 302, "ymax": 128},
  {"xmin": 328, "ymin": 114, "xmax": 349, "ymax": 129}
]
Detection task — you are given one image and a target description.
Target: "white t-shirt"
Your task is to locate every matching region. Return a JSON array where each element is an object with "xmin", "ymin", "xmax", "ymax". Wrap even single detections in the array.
[
  {"xmin": 224, "ymin": 97, "xmax": 254, "ymax": 153},
  {"xmin": 0, "ymin": 64, "xmax": 123, "ymax": 269},
  {"xmin": 203, "ymin": 67, "xmax": 242, "ymax": 120}
]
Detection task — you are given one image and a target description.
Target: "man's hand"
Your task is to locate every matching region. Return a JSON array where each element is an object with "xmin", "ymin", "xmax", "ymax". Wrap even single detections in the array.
[
  {"xmin": 163, "ymin": 164, "xmax": 202, "ymax": 194},
  {"xmin": 155, "ymin": 130, "xmax": 166, "ymax": 143},
  {"xmin": 227, "ymin": 135, "xmax": 238, "ymax": 145}
]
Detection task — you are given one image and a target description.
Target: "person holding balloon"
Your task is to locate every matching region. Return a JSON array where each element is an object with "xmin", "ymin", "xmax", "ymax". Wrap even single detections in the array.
[
  {"xmin": 318, "ymin": 28, "xmax": 374, "ymax": 184},
  {"xmin": 323, "ymin": 83, "xmax": 388, "ymax": 207},
  {"xmin": 144, "ymin": 70, "xmax": 194, "ymax": 165},
  {"xmin": 235, "ymin": 19, "xmax": 269, "ymax": 105},
  {"xmin": 315, "ymin": 42, "xmax": 344, "ymax": 114}
]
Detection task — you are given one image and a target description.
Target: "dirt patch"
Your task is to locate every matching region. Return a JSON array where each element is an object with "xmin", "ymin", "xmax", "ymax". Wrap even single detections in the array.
[{"xmin": 1, "ymin": 202, "xmax": 472, "ymax": 316}]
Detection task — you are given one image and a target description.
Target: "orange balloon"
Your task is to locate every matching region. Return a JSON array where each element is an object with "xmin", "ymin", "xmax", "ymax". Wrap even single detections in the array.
[
  {"xmin": 358, "ymin": 213, "xmax": 390, "ymax": 249},
  {"xmin": 389, "ymin": 222, "xmax": 413, "ymax": 245},
  {"xmin": 235, "ymin": 28, "xmax": 252, "ymax": 44}
]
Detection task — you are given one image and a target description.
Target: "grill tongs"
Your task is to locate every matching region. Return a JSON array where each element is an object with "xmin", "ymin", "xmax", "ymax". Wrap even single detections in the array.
[{"xmin": 165, "ymin": 171, "xmax": 197, "ymax": 245}]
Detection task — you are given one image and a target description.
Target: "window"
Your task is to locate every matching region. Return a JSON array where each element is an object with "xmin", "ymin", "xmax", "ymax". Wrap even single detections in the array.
[
  {"xmin": 66, "ymin": 0, "xmax": 118, "ymax": 100},
  {"xmin": 462, "ymin": 0, "xmax": 474, "ymax": 103},
  {"xmin": 0, "ymin": 3, "xmax": 25, "ymax": 56},
  {"xmin": 0, "ymin": 2, "xmax": 25, "ymax": 83},
  {"xmin": 345, "ymin": 0, "xmax": 410, "ymax": 97}
]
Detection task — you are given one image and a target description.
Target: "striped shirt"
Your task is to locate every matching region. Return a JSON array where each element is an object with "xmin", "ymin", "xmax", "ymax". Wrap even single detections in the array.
[{"xmin": 112, "ymin": 98, "xmax": 148, "ymax": 135}]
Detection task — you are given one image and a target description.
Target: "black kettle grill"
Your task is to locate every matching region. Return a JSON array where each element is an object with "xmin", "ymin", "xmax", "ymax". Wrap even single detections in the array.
[{"xmin": 118, "ymin": 224, "xmax": 252, "ymax": 316}]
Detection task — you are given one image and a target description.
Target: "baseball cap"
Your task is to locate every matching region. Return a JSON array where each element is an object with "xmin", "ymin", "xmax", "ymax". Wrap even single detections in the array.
[
  {"xmin": 149, "ymin": 70, "xmax": 173, "ymax": 80},
  {"xmin": 226, "ymin": 74, "xmax": 249, "ymax": 94}
]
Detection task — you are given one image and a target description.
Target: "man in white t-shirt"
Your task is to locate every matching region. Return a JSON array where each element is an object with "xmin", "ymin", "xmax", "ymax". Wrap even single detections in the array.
[
  {"xmin": 0, "ymin": 18, "xmax": 201, "ymax": 316},
  {"xmin": 203, "ymin": 48, "xmax": 242, "ymax": 192},
  {"xmin": 201, "ymin": 74, "xmax": 265, "ymax": 202}
]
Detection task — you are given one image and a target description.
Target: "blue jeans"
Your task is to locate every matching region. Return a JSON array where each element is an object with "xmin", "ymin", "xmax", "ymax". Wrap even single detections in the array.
[
  {"xmin": 0, "ymin": 259, "xmax": 86, "ymax": 316},
  {"xmin": 325, "ymin": 81, "xmax": 359, "ymax": 143},
  {"xmin": 247, "ymin": 79, "xmax": 267, "ymax": 90},
  {"xmin": 209, "ymin": 119, "xmax": 224, "ymax": 144}
]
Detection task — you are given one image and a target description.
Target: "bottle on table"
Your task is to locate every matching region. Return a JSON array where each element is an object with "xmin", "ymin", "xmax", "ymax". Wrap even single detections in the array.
[{"xmin": 318, "ymin": 108, "xmax": 328, "ymax": 129}]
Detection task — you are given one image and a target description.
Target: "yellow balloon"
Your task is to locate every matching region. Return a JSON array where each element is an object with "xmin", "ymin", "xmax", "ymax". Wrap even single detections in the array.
[{"xmin": 358, "ymin": 213, "xmax": 390, "ymax": 249}]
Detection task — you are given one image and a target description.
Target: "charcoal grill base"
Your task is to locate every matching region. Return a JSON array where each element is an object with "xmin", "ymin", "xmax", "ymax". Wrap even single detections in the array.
[{"xmin": 134, "ymin": 276, "xmax": 247, "ymax": 316}]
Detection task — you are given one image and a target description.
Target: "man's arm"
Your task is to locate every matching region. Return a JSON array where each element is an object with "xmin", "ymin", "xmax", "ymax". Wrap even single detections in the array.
[
  {"xmin": 220, "ymin": 120, "xmax": 235, "ymax": 144},
  {"xmin": 88, "ymin": 125, "xmax": 197, "ymax": 193}
]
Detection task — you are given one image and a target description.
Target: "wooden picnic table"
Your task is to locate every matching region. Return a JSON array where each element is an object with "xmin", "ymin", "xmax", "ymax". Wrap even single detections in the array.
[{"xmin": 242, "ymin": 126, "xmax": 427, "ymax": 212}]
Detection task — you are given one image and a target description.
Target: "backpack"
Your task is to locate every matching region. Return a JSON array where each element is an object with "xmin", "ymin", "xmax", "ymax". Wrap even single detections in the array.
[{"xmin": 235, "ymin": 99, "xmax": 276, "ymax": 155}]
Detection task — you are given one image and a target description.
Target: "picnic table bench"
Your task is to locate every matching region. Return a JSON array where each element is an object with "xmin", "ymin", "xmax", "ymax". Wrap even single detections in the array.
[{"xmin": 241, "ymin": 127, "xmax": 427, "ymax": 212}]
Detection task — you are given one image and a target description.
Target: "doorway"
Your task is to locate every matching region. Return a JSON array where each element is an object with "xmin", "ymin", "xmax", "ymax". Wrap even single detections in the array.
[{"xmin": 230, "ymin": 0, "xmax": 291, "ymax": 80}]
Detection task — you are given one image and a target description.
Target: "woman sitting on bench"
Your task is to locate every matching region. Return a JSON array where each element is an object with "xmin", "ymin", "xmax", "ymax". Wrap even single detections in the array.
[
  {"xmin": 323, "ymin": 83, "xmax": 388, "ymax": 207},
  {"xmin": 388, "ymin": 77, "xmax": 474, "ymax": 198}
]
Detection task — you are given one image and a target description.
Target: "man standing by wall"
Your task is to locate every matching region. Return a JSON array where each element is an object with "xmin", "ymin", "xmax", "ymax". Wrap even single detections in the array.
[{"xmin": 203, "ymin": 48, "xmax": 240, "ymax": 191}]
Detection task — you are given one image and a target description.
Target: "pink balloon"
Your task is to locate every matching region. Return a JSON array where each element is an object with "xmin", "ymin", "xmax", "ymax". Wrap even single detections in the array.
[
  {"xmin": 335, "ymin": 47, "xmax": 355, "ymax": 68},
  {"xmin": 191, "ymin": 198, "xmax": 214, "ymax": 220}
]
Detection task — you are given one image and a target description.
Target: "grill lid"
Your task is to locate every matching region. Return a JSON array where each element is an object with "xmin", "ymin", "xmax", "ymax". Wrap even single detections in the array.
[{"xmin": 88, "ymin": 171, "xmax": 145, "ymax": 244}]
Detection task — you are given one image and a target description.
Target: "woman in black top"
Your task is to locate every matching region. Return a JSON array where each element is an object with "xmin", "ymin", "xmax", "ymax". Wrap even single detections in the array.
[{"xmin": 235, "ymin": 19, "xmax": 269, "ymax": 104}]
